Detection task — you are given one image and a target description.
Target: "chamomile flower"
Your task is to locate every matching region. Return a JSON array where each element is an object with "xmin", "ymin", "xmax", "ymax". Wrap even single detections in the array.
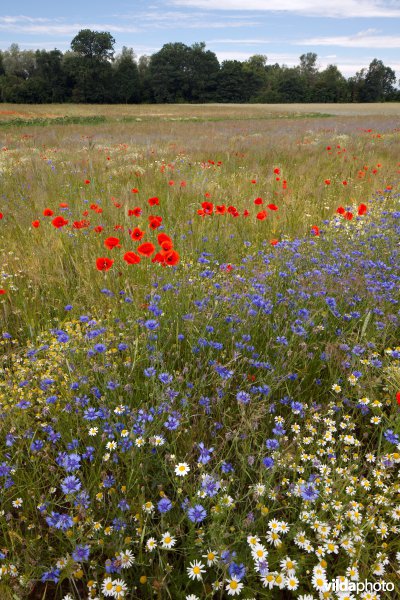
[
  {"xmin": 12, "ymin": 498, "xmax": 23, "ymax": 508},
  {"xmin": 101, "ymin": 577, "xmax": 115, "ymax": 597},
  {"xmin": 202, "ymin": 549, "xmax": 218, "ymax": 566},
  {"xmin": 225, "ymin": 576, "xmax": 244, "ymax": 596},
  {"xmin": 146, "ymin": 537, "xmax": 157, "ymax": 552},
  {"xmin": 161, "ymin": 532, "xmax": 176, "ymax": 549},
  {"xmin": 113, "ymin": 578, "xmax": 128, "ymax": 598},
  {"xmin": 286, "ymin": 575, "xmax": 299, "ymax": 590},
  {"xmin": 118, "ymin": 549, "xmax": 135, "ymax": 568},
  {"xmin": 187, "ymin": 560, "xmax": 206, "ymax": 581},
  {"xmin": 175, "ymin": 462, "xmax": 190, "ymax": 477}
]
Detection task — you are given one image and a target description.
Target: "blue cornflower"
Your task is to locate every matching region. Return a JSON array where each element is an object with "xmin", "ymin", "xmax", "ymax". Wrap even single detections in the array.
[
  {"xmin": 236, "ymin": 391, "xmax": 251, "ymax": 405},
  {"xmin": 72, "ymin": 544, "xmax": 90, "ymax": 562},
  {"xmin": 198, "ymin": 442, "xmax": 213, "ymax": 464},
  {"xmin": 61, "ymin": 475, "xmax": 81, "ymax": 495},
  {"xmin": 187, "ymin": 504, "xmax": 207, "ymax": 523},
  {"xmin": 265, "ymin": 438, "xmax": 279, "ymax": 450},
  {"xmin": 300, "ymin": 484, "xmax": 319, "ymax": 502},
  {"xmin": 384, "ymin": 429, "xmax": 399, "ymax": 444},
  {"xmin": 159, "ymin": 372, "xmax": 173, "ymax": 384},
  {"xmin": 262, "ymin": 456, "xmax": 274, "ymax": 468},
  {"xmin": 63, "ymin": 453, "xmax": 81, "ymax": 472},
  {"xmin": 145, "ymin": 319, "xmax": 159, "ymax": 330},
  {"xmin": 93, "ymin": 343, "xmax": 106, "ymax": 353},
  {"xmin": 157, "ymin": 497, "xmax": 172, "ymax": 513},
  {"xmin": 229, "ymin": 562, "xmax": 246, "ymax": 581}
]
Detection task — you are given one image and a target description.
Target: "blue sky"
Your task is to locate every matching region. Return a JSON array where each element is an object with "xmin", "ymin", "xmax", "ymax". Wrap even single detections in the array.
[{"xmin": 1, "ymin": 0, "xmax": 400, "ymax": 77}]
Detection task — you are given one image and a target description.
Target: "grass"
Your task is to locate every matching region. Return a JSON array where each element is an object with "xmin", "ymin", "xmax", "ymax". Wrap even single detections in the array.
[{"xmin": 0, "ymin": 104, "xmax": 399, "ymax": 599}]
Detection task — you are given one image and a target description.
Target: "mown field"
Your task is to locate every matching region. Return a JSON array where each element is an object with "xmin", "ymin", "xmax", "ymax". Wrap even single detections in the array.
[{"xmin": 0, "ymin": 104, "xmax": 399, "ymax": 599}]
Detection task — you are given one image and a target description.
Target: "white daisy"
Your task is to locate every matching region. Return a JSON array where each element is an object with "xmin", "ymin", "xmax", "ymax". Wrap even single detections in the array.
[
  {"xmin": 225, "ymin": 577, "xmax": 244, "ymax": 596},
  {"xmin": 175, "ymin": 462, "xmax": 190, "ymax": 477},
  {"xmin": 187, "ymin": 560, "xmax": 206, "ymax": 581}
]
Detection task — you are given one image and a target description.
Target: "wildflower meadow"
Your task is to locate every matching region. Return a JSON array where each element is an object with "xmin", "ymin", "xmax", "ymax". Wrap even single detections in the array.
[{"xmin": 0, "ymin": 104, "xmax": 399, "ymax": 599}]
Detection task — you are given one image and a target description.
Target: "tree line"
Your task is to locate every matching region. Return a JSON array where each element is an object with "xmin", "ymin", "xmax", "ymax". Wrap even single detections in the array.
[{"xmin": 0, "ymin": 29, "xmax": 398, "ymax": 104}]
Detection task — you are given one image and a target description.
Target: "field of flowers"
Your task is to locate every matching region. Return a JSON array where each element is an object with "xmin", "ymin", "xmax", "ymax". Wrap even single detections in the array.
[{"xmin": 0, "ymin": 106, "xmax": 399, "ymax": 599}]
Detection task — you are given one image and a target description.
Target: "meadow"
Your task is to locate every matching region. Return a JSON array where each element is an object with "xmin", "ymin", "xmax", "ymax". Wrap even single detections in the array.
[{"xmin": 0, "ymin": 103, "xmax": 399, "ymax": 599}]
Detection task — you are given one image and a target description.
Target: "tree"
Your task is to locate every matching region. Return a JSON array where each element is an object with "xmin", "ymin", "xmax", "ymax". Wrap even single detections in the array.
[
  {"xmin": 187, "ymin": 42, "xmax": 219, "ymax": 102},
  {"xmin": 314, "ymin": 65, "xmax": 349, "ymax": 102},
  {"xmin": 67, "ymin": 30, "xmax": 115, "ymax": 102},
  {"xmin": 113, "ymin": 47, "xmax": 140, "ymax": 103},
  {"xmin": 361, "ymin": 59, "xmax": 397, "ymax": 102},
  {"xmin": 149, "ymin": 43, "xmax": 192, "ymax": 103}
]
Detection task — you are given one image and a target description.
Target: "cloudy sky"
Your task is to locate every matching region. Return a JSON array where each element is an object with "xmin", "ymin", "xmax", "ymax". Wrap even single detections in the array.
[{"xmin": 1, "ymin": 0, "xmax": 400, "ymax": 77}]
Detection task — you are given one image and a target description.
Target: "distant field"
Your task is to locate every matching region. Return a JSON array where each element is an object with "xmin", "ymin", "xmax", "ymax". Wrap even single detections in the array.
[{"xmin": 0, "ymin": 102, "xmax": 400, "ymax": 124}]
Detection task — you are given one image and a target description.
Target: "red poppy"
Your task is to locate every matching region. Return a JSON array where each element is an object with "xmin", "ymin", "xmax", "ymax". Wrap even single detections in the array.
[
  {"xmin": 270, "ymin": 239, "xmax": 279, "ymax": 246},
  {"xmin": 84, "ymin": 179, "xmax": 90, "ymax": 185},
  {"xmin": 114, "ymin": 224, "xmax": 124, "ymax": 231},
  {"xmin": 131, "ymin": 188, "xmax": 139, "ymax": 193},
  {"xmin": 32, "ymin": 220, "xmax": 40, "ymax": 228},
  {"xmin": 227, "ymin": 206, "xmax": 237, "ymax": 215},
  {"xmin": 0, "ymin": 289, "xmax": 6, "ymax": 294},
  {"xmin": 344, "ymin": 212, "xmax": 353, "ymax": 221},
  {"xmin": 267, "ymin": 203, "xmax": 278, "ymax": 211},
  {"xmin": 52, "ymin": 216, "xmax": 68, "ymax": 228},
  {"xmin": 251, "ymin": 179, "xmax": 256, "ymax": 184},
  {"xmin": 215, "ymin": 205, "xmax": 226, "ymax": 215},
  {"xmin": 96, "ymin": 257, "xmax": 114, "ymax": 271},
  {"xmin": 149, "ymin": 218, "xmax": 162, "ymax": 230},
  {"xmin": 336, "ymin": 206, "xmax": 346, "ymax": 215},
  {"xmin": 282, "ymin": 180, "xmax": 287, "ymax": 190},
  {"xmin": 94, "ymin": 226, "xmax": 104, "ymax": 233},
  {"xmin": 201, "ymin": 201, "xmax": 213, "ymax": 215},
  {"xmin": 59, "ymin": 202, "xmax": 69, "ymax": 208},
  {"xmin": 324, "ymin": 179, "xmax": 331, "ymax": 185},
  {"xmin": 131, "ymin": 227, "xmax": 144, "ymax": 241},
  {"xmin": 149, "ymin": 215, "xmax": 162, "ymax": 226},
  {"xmin": 90, "ymin": 204, "xmax": 98, "ymax": 210},
  {"xmin": 152, "ymin": 252, "xmax": 166, "ymax": 264},
  {"xmin": 204, "ymin": 192, "xmax": 211, "ymax": 198},
  {"xmin": 123, "ymin": 251, "xmax": 141, "ymax": 264},
  {"xmin": 0, "ymin": 213, "xmax": 3, "ymax": 219},
  {"xmin": 256, "ymin": 210, "xmax": 267, "ymax": 221},
  {"xmin": 243, "ymin": 210, "xmax": 250, "ymax": 217},
  {"xmin": 73, "ymin": 220, "xmax": 90, "ymax": 229},
  {"xmin": 197, "ymin": 209, "xmax": 205, "ymax": 216},
  {"xmin": 148, "ymin": 196, "xmax": 160, "ymax": 206},
  {"xmin": 396, "ymin": 391, "xmax": 400, "ymax": 406},
  {"xmin": 273, "ymin": 167, "xmax": 280, "ymax": 174},
  {"xmin": 358, "ymin": 203, "xmax": 368, "ymax": 216},
  {"xmin": 326, "ymin": 146, "xmax": 331, "ymax": 151},
  {"xmin": 104, "ymin": 237, "xmax": 121, "ymax": 250},
  {"xmin": 161, "ymin": 240, "xmax": 173, "ymax": 252},
  {"xmin": 128, "ymin": 207, "xmax": 142, "ymax": 217},
  {"xmin": 137, "ymin": 242, "xmax": 155, "ymax": 257},
  {"xmin": 342, "ymin": 181, "xmax": 348, "ymax": 186},
  {"xmin": 311, "ymin": 225, "xmax": 320, "ymax": 236},
  {"xmin": 164, "ymin": 249, "xmax": 180, "ymax": 266},
  {"xmin": 254, "ymin": 197, "xmax": 263, "ymax": 205},
  {"xmin": 43, "ymin": 208, "xmax": 54, "ymax": 217},
  {"xmin": 113, "ymin": 202, "xmax": 122, "ymax": 208},
  {"xmin": 168, "ymin": 180, "xmax": 175, "ymax": 186},
  {"xmin": 158, "ymin": 233, "xmax": 172, "ymax": 245},
  {"xmin": 180, "ymin": 181, "xmax": 186, "ymax": 187}
]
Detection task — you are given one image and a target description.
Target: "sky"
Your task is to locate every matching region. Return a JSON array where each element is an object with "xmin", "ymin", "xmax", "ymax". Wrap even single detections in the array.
[{"xmin": 1, "ymin": 0, "xmax": 400, "ymax": 77}]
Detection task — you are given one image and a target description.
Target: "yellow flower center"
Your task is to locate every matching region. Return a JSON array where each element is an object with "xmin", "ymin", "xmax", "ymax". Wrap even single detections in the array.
[
  {"xmin": 230, "ymin": 581, "xmax": 238, "ymax": 589},
  {"xmin": 193, "ymin": 566, "xmax": 200, "ymax": 574}
]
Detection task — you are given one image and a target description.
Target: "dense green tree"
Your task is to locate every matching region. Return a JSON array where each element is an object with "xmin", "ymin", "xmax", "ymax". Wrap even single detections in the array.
[
  {"xmin": 113, "ymin": 47, "xmax": 140, "ymax": 103},
  {"xmin": 187, "ymin": 42, "xmax": 219, "ymax": 102},
  {"xmin": 361, "ymin": 59, "xmax": 397, "ymax": 101},
  {"xmin": 314, "ymin": 65, "xmax": 349, "ymax": 102}
]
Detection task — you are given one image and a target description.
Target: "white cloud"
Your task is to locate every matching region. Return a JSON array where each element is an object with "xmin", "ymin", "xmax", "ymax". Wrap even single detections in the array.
[
  {"xmin": 205, "ymin": 38, "xmax": 271, "ymax": 44},
  {"xmin": 170, "ymin": 0, "xmax": 400, "ymax": 18},
  {"xmin": 297, "ymin": 32, "xmax": 400, "ymax": 48},
  {"xmin": 0, "ymin": 17, "xmax": 140, "ymax": 35}
]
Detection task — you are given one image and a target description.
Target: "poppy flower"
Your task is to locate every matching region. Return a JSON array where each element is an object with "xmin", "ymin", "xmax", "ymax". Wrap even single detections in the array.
[
  {"xmin": 161, "ymin": 240, "xmax": 173, "ymax": 252},
  {"xmin": 90, "ymin": 204, "xmax": 98, "ymax": 210},
  {"xmin": 52, "ymin": 216, "xmax": 68, "ymax": 228},
  {"xmin": 324, "ymin": 179, "xmax": 331, "ymax": 185},
  {"xmin": 336, "ymin": 206, "xmax": 346, "ymax": 215},
  {"xmin": 254, "ymin": 197, "xmax": 263, "ymax": 205},
  {"xmin": 123, "ymin": 251, "xmax": 141, "ymax": 265},
  {"xmin": 43, "ymin": 208, "xmax": 54, "ymax": 217},
  {"xmin": 73, "ymin": 220, "xmax": 90, "ymax": 229},
  {"xmin": 197, "ymin": 209, "xmax": 205, "ymax": 216},
  {"xmin": 270, "ymin": 239, "xmax": 279, "ymax": 246},
  {"xmin": 256, "ymin": 210, "xmax": 267, "ymax": 221},
  {"xmin": 131, "ymin": 227, "xmax": 144, "ymax": 241},
  {"xmin": 282, "ymin": 180, "xmax": 287, "ymax": 190},
  {"xmin": 137, "ymin": 242, "xmax": 155, "ymax": 257},
  {"xmin": 215, "ymin": 205, "xmax": 226, "ymax": 215},
  {"xmin": 82, "ymin": 210, "xmax": 89, "ymax": 217},
  {"xmin": 344, "ymin": 211, "xmax": 353, "ymax": 221},
  {"xmin": 251, "ymin": 179, "xmax": 257, "ymax": 184},
  {"xmin": 158, "ymin": 233, "xmax": 172, "ymax": 245},
  {"xmin": 0, "ymin": 213, "xmax": 3, "ymax": 219},
  {"xmin": 114, "ymin": 224, "xmax": 124, "ymax": 231},
  {"xmin": 201, "ymin": 202, "xmax": 213, "ymax": 215},
  {"xmin": 0, "ymin": 289, "xmax": 6, "ymax": 294},
  {"xmin": 180, "ymin": 181, "xmax": 186, "ymax": 187},
  {"xmin": 104, "ymin": 237, "xmax": 121, "ymax": 250},
  {"xmin": 128, "ymin": 207, "xmax": 142, "ymax": 217},
  {"xmin": 131, "ymin": 188, "xmax": 139, "ymax": 193},
  {"xmin": 326, "ymin": 146, "xmax": 331, "ymax": 151},
  {"xmin": 84, "ymin": 179, "xmax": 90, "ymax": 185},
  {"xmin": 204, "ymin": 192, "xmax": 211, "ymax": 198},
  {"xmin": 311, "ymin": 225, "xmax": 320, "ymax": 236},
  {"xmin": 243, "ymin": 210, "xmax": 250, "ymax": 217},
  {"xmin": 342, "ymin": 181, "xmax": 348, "ymax": 186},
  {"xmin": 267, "ymin": 203, "xmax": 278, "ymax": 211},
  {"xmin": 358, "ymin": 203, "xmax": 368, "ymax": 216},
  {"xmin": 273, "ymin": 167, "xmax": 280, "ymax": 174},
  {"xmin": 149, "ymin": 218, "xmax": 162, "ymax": 230},
  {"xmin": 148, "ymin": 196, "xmax": 159, "ymax": 206},
  {"xmin": 32, "ymin": 220, "xmax": 40, "ymax": 228},
  {"xmin": 152, "ymin": 252, "xmax": 166, "ymax": 264},
  {"xmin": 396, "ymin": 391, "xmax": 400, "ymax": 406},
  {"xmin": 227, "ymin": 206, "xmax": 237, "ymax": 215},
  {"xmin": 59, "ymin": 202, "xmax": 69, "ymax": 208},
  {"xmin": 113, "ymin": 202, "xmax": 122, "ymax": 208},
  {"xmin": 149, "ymin": 215, "xmax": 162, "ymax": 226},
  {"xmin": 96, "ymin": 257, "xmax": 114, "ymax": 271},
  {"xmin": 168, "ymin": 180, "xmax": 175, "ymax": 186},
  {"xmin": 94, "ymin": 226, "xmax": 104, "ymax": 233},
  {"xmin": 164, "ymin": 249, "xmax": 180, "ymax": 266}
]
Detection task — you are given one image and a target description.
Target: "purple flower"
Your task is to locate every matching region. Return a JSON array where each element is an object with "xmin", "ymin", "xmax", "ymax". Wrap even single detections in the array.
[
  {"xmin": 72, "ymin": 544, "xmax": 90, "ymax": 562},
  {"xmin": 188, "ymin": 504, "xmax": 207, "ymax": 523},
  {"xmin": 61, "ymin": 475, "xmax": 81, "ymax": 495},
  {"xmin": 300, "ymin": 484, "xmax": 319, "ymax": 502},
  {"xmin": 157, "ymin": 497, "xmax": 172, "ymax": 513}
]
